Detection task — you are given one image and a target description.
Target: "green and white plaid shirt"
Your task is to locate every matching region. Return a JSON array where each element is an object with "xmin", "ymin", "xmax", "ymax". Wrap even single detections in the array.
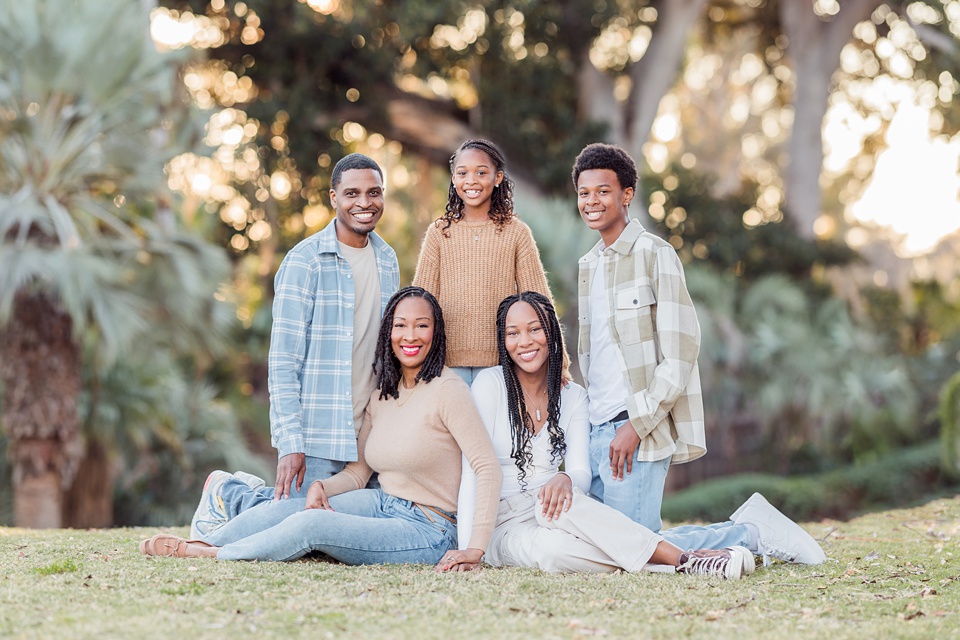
[{"xmin": 577, "ymin": 218, "xmax": 706, "ymax": 464}]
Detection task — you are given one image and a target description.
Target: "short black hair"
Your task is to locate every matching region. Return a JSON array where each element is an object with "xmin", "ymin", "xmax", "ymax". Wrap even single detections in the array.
[
  {"xmin": 331, "ymin": 153, "xmax": 383, "ymax": 190},
  {"xmin": 571, "ymin": 143, "xmax": 638, "ymax": 191}
]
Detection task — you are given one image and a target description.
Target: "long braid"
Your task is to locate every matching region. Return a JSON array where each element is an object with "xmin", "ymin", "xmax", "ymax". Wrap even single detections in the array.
[
  {"xmin": 438, "ymin": 139, "xmax": 515, "ymax": 236},
  {"xmin": 496, "ymin": 292, "xmax": 567, "ymax": 489},
  {"xmin": 373, "ymin": 286, "xmax": 447, "ymax": 400}
]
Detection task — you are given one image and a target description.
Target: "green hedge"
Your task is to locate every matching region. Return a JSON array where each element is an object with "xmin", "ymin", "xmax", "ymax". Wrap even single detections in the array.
[{"xmin": 662, "ymin": 440, "xmax": 955, "ymax": 523}]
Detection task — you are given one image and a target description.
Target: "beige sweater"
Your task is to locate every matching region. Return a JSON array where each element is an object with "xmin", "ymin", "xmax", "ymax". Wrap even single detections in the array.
[
  {"xmin": 413, "ymin": 216, "xmax": 552, "ymax": 367},
  {"xmin": 321, "ymin": 367, "xmax": 502, "ymax": 551}
]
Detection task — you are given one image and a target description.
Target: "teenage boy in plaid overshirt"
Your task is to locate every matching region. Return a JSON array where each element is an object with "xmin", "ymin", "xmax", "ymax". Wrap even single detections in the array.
[{"xmin": 572, "ymin": 143, "xmax": 825, "ymax": 565}]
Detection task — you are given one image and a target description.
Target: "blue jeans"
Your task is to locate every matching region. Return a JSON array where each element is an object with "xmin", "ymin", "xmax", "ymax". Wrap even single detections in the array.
[
  {"xmin": 589, "ymin": 418, "xmax": 751, "ymax": 551},
  {"xmin": 659, "ymin": 521, "xmax": 751, "ymax": 552},
  {"xmin": 451, "ymin": 366, "xmax": 484, "ymax": 385},
  {"xmin": 219, "ymin": 456, "xmax": 346, "ymax": 520},
  {"xmin": 589, "ymin": 418, "xmax": 670, "ymax": 532},
  {"xmin": 207, "ymin": 489, "xmax": 457, "ymax": 564}
]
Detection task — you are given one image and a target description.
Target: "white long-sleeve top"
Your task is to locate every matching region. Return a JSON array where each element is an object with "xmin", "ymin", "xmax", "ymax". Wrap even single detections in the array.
[{"xmin": 457, "ymin": 366, "xmax": 591, "ymax": 550}]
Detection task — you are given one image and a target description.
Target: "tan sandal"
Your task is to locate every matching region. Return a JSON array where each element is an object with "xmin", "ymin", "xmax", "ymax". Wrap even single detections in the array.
[{"xmin": 142, "ymin": 533, "xmax": 212, "ymax": 557}]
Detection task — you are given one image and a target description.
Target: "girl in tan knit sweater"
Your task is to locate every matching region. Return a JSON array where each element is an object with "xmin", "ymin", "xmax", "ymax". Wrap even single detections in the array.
[{"xmin": 413, "ymin": 139, "xmax": 556, "ymax": 385}]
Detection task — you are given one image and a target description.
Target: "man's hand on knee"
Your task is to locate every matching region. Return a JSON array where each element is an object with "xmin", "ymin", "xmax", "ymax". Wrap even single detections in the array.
[{"xmin": 275, "ymin": 453, "xmax": 306, "ymax": 499}]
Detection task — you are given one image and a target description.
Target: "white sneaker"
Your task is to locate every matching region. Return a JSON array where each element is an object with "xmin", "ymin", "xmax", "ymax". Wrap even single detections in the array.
[
  {"xmin": 233, "ymin": 470, "xmax": 266, "ymax": 491},
  {"xmin": 678, "ymin": 546, "xmax": 752, "ymax": 580},
  {"xmin": 731, "ymin": 492, "xmax": 825, "ymax": 566},
  {"xmin": 189, "ymin": 470, "xmax": 234, "ymax": 539},
  {"xmin": 729, "ymin": 492, "xmax": 762, "ymax": 522}
]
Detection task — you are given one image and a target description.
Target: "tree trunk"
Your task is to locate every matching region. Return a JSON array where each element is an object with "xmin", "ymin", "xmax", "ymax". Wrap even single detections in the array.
[
  {"xmin": 12, "ymin": 441, "xmax": 63, "ymax": 528},
  {"xmin": 623, "ymin": 0, "xmax": 710, "ymax": 159},
  {"xmin": 62, "ymin": 437, "xmax": 115, "ymax": 528},
  {"xmin": 576, "ymin": 49, "xmax": 621, "ymax": 135},
  {"xmin": 617, "ymin": 0, "xmax": 708, "ymax": 231},
  {"xmin": 781, "ymin": 0, "xmax": 884, "ymax": 239},
  {"xmin": 0, "ymin": 292, "xmax": 83, "ymax": 529}
]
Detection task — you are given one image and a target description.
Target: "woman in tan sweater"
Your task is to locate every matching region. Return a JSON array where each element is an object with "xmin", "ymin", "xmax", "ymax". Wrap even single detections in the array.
[
  {"xmin": 413, "ymin": 139, "xmax": 557, "ymax": 386},
  {"xmin": 140, "ymin": 287, "xmax": 501, "ymax": 571}
]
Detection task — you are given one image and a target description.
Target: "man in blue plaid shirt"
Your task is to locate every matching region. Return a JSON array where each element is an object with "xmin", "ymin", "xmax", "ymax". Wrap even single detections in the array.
[{"xmin": 190, "ymin": 153, "xmax": 399, "ymax": 538}]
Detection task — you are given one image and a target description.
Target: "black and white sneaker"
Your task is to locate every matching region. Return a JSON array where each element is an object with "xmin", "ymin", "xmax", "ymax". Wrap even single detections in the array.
[{"xmin": 678, "ymin": 546, "xmax": 753, "ymax": 580}]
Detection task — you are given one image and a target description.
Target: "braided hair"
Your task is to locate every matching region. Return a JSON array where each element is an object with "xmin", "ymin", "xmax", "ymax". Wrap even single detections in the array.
[
  {"xmin": 438, "ymin": 138, "xmax": 515, "ymax": 236},
  {"xmin": 495, "ymin": 291, "xmax": 567, "ymax": 488},
  {"xmin": 373, "ymin": 286, "xmax": 447, "ymax": 400}
]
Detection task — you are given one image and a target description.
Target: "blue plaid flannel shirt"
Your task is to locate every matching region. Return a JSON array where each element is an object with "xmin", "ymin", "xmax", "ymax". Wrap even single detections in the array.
[{"xmin": 268, "ymin": 220, "xmax": 399, "ymax": 461}]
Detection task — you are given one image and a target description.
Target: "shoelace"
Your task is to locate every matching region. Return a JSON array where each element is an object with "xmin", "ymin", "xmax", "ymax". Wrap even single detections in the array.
[
  {"xmin": 761, "ymin": 545, "xmax": 795, "ymax": 567},
  {"xmin": 679, "ymin": 554, "xmax": 730, "ymax": 577}
]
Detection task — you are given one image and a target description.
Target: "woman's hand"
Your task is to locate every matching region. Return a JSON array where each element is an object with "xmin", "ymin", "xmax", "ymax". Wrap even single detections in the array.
[
  {"xmin": 435, "ymin": 548, "xmax": 484, "ymax": 572},
  {"xmin": 304, "ymin": 480, "xmax": 334, "ymax": 511},
  {"xmin": 538, "ymin": 472, "xmax": 573, "ymax": 521}
]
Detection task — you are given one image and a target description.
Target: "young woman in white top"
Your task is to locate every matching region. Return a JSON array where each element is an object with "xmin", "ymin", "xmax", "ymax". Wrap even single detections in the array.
[{"xmin": 457, "ymin": 291, "xmax": 754, "ymax": 578}]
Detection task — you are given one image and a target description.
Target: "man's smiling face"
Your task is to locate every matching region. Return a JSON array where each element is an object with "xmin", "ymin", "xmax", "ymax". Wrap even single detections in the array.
[{"xmin": 330, "ymin": 168, "xmax": 385, "ymax": 247}]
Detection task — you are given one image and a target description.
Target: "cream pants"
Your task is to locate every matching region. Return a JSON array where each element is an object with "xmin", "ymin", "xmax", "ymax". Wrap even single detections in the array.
[{"xmin": 485, "ymin": 487, "xmax": 667, "ymax": 573}]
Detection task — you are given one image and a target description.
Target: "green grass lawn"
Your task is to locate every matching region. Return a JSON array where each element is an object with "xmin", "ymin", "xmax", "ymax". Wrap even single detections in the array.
[{"xmin": 2, "ymin": 496, "xmax": 959, "ymax": 640}]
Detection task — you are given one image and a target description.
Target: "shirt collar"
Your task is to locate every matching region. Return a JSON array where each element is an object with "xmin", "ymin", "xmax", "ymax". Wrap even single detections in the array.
[
  {"xmin": 607, "ymin": 218, "xmax": 645, "ymax": 255},
  {"xmin": 317, "ymin": 219, "xmax": 384, "ymax": 256}
]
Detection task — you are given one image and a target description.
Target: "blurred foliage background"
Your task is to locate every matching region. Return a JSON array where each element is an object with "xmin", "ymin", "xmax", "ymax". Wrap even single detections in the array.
[{"xmin": 1, "ymin": 0, "xmax": 960, "ymax": 527}]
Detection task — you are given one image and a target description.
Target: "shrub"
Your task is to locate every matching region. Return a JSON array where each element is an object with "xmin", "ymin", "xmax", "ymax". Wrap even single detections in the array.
[{"xmin": 662, "ymin": 441, "xmax": 954, "ymax": 523}]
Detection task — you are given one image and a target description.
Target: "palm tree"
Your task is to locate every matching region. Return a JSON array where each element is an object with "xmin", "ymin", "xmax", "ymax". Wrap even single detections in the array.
[
  {"xmin": 738, "ymin": 276, "xmax": 918, "ymax": 471},
  {"xmin": 0, "ymin": 0, "xmax": 231, "ymax": 527}
]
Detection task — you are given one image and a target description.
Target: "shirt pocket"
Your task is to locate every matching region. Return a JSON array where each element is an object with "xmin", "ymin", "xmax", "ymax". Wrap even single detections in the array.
[{"xmin": 613, "ymin": 286, "xmax": 656, "ymax": 345}]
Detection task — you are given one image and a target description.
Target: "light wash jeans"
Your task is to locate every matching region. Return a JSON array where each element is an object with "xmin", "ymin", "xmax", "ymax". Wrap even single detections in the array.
[
  {"xmin": 589, "ymin": 419, "xmax": 671, "ymax": 531},
  {"xmin": 205, "ymin": 488, "xmax": 457, "ymax": 564},
  {"xmin": 589, "ymin": 418, "xmax": 751, "ymax": 552},
  {"xmin": 451, "ymin": 366, "xmax": 484, "ymax": 385},
  {"xmin": 218, "ymin": 456, "xmax": 346, "ymax": 520}
]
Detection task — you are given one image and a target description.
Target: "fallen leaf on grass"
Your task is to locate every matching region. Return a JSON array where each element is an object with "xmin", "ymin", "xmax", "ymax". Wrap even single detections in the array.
[
  {"xmin": 704, "ymin": 610, "xmax": 725, "ymax": 621},
  {"xmin": 920, "ymin": 587, "xmax": 938, "ymax": 598}
]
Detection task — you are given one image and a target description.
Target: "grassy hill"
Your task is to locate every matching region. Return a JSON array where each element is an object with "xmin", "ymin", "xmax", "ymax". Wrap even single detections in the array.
[{"xmin": 2, "ymin": 496, "xmax": 958, "ymax": 639}]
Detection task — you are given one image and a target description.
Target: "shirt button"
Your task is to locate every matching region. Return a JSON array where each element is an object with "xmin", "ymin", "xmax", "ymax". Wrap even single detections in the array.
[
  {"xmin": 346, "ymin": 331, "xmax": 352, "ymax": 337},
  {"xmin": 633, "ymin": 299, "xmax": 638, "ymax": 304}
]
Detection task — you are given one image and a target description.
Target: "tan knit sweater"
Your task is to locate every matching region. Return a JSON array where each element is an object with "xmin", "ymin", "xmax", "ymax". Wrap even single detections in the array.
[
  {"xmin": 321, "ymin": 368, "xmax": 502, "ymax": 551},
  {"xmin": 413, "ymin": 216, "xmax": 552, "ymax": 367}
]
